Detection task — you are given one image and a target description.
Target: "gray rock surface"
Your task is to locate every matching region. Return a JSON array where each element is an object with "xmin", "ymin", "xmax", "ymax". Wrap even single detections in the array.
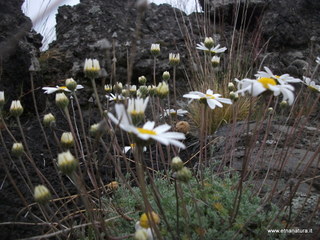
[
  {"xmin": 47, "ymin": 0, "xmax": 196, "ymax": 88},
  {"xmin": 0, "ymin": 0, "xmax": 43, "ymax": 111},
  {"xmin": 198, "ymin": 0, "xmax": 320, "ymax": 76}
]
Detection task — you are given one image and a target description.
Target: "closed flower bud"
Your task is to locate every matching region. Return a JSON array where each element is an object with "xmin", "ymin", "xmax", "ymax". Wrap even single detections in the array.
[
  {"xmin": 57, "ymin": 150, "xmax": 78, "ymax": 175},
  {"xmin": 211, "ymin": 56, "xmax": 220, "ymax": 67},
  {"xmin": 134, "ymin": 229, "xmax": 148, "ymax": 240},
  {"xmin": 228, "ymin": 82, "xmax": 235, "ymax": 91},
  {"xmin": 60, "ymin": 132, "xmax": 74, "ymax": 148},
  {"xmin": 122, "ymin": 89, "xmax": 130, "ymax": 97},
  {"xmin": 138, "ymin": 85, "xmax": 148, "ymax": 98},
  {"xmin": 156, "ymin": 81, "xmax": 169, "ymax": 98},
  {"xmin": 171, "ymin": 156, "xmax": 184, "ymax": 171},
  {"xmin": 280, "ymin": 100, "xmax": 288, "ymax": 109},
  {"xmin": 84, "ymin": 58, "xmax": 100, "ymax": 79},
  {"xmin": 34, "ymin": 185, "xmax": 51, "ymax": 204},
  {"xmin": 204, "ymin": 37, "xmax": 215, "ymax": 49},
  {"xmin": 138, "ymin": 76, "xmax": 147, "ymax": 85},
  {"xmin": 55, "ymin": 93, "xmax": 69, "ymax": 109},
  {"xmin": 268, "ymin": 107, "xmax": 274, "ymax": 115},
  {"xmin": 104, "ymin": 84, "xmax": 112, "ymax": 93},
  {"xmin": 10, "ymin": 100, "xmax": 23, "ymax": 117},
  {"xmin": 176, "ymin": 167, "xmax": 192, "ymax": 182},
  {"xmin": 150, "ymin": 43, "xmax": 160, "ymax": 56},
  {"xmin": 65, "ymin": 78, "xmax": 78, "ymax": 91},
  {"xmin": 175, "ymin": 121, "xmax": 190, "ymax": 134},
  {"xmin": 139, "ymin": 211, "xmax": 160, "ymax": 229},
  {"xmin": 89, "ymin": 123, "xmax": 101, "ymax": 137},
  {"xmin": 147, "ymin": 85, "xmax": 157, "ymax": 96},
  {"xmin": 113, "ymin": 82, "xmax": 123, "ymax": 94},
  {"xmin": 162, "ymin": 71, "xmax": 170, "ymax": 81},
  {"xmin": 169, "ymin": 53, "xmax": 180, "ymax": 65},
  {"xmin": 229, "ymin": 91, "xmax": 239, "ymax": 101},
  {"xmin": 129, "ymin": 85, "xmax": 137, "ymax": 97},
  {"xmin": 0, "ymin": 91, "xmax": 4, "ymax": 109},
  {"xmin": 12, "ymin": 142, "xmax": 24, "ymax": 157},
  {"xmin": 43, "ymin": 113, "xmax": 56, "ymax": 128}
]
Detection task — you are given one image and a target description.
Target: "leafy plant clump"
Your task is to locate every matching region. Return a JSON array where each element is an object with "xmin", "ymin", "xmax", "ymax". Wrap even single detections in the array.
[{"xmin": 105, "ymin": 170, "xmax": 285, "ymax": 240}]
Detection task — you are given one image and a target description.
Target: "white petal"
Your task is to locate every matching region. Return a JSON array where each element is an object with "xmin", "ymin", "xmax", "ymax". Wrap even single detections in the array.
[
  {"xmin": 143, "ymin": 121, "xmax": 155, "ymax": 130},
  {"xmin": 154, "ymin": 124, "xmax": 171, "ymax": 134}
]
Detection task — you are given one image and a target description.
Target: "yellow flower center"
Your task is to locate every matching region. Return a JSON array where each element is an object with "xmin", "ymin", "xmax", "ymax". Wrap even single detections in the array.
[
  {"xmin": 137, "ymin": 128, "xmax": 157, "ymax": 135},
  {"xmin": 205, "ymin": 94, "xmax": 216, "ymax": 99},
  {"xmin": 257, "ymin": 77, "xmax": 277, "ymax": 89},
  {"xmin": 130, "ymin": 143, "xmax": 136, "ymax": 148},
  {"xmin": 58, "ymin": 86, "xmax": 68, "ymax": 90}
]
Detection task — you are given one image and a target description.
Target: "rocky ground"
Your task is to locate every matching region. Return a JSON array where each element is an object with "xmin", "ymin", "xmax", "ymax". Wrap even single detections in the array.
[{"xmin": 1, "ymin": 0, "xmax": 320, "ymax": 239}]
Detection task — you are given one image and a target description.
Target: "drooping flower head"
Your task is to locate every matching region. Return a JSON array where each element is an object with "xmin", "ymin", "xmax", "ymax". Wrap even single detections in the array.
[
  {"xmin": 42, "ymin": 85, "xmax": 84, "ymax": 94},
  {"xmin": 303, "ymin": 76, "xmax": 320, "ymax": 92},
  {"xmin": 183, "ymin": 89, "xmax": 232, "ymax": 109}
]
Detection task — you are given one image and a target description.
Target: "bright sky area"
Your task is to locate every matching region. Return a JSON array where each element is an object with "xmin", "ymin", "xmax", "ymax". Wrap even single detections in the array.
[{"xmin": 22, "ymin": 0, "xmax": 201, "ymax": 50}]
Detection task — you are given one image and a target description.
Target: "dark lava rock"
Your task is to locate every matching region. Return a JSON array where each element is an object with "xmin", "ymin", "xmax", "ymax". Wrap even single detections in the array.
[
  {"xmin": 46, "ymin": 0, "xmax": 196, "ymax": 88},
  {"xmin": 198, "ymin": 0, "xmax": 320, "ymax": 77},
  {"xmin": 0, "ymin": 0, "xmax": 43, "ymax": 113}
]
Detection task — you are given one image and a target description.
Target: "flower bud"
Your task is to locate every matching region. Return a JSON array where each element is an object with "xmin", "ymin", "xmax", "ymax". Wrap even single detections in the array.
[
  {"xmin": 104, "ymin": 84, "xmax": 112, "ymax": 93},
  {"xmin": 34, "ymin": 185, "xmax": 51, "ymax": 204},
  {"xmin": 134, "ymin": 229, "xmax": 148, "ymax": 240},
  {"xmin": 228, "ymin": 82, "xmax": 235, "ymax": 91},
  {"xmin": 84, "ymin": 58, "xmax": 100, "ymax": 79},
  {"xmin": 176, "ymin": 167, "xmax": 192, "ymax": 182},
  {"xmin": 171, "ymin": 157, "xmax": 184, "ymax": 171},
  {"xmin": 169, "ymin": 53, "xmax": 180, "ymax": 65},
  {"xmin": 211, "ymin": 56, "xmax": 220, "ymax": 67},
  {"xmin": 268, "ymin": 107, "xmax": 274, "ymax": 115},
  {"xmin": 162, "ymin": 71, "xmax": 170, "ymax": 81},
  {"xmin": 57, "ymin": 151, "xmax": 78, "ymax": 175},
  {"xmin": 175, "ymin": 121, "xmax": 190, "ymax": 134},
  {"xmin": 156, "ymin": 81, "xmax": 169, "ymax": 98},
  {"xmin": 10, "ymin": 100, "xmax": 23, "ymax": 117},
  {"xmin": 0, "ymin": 91, "xmax": 4, "ymax": 109},
  {"xmin": 280, "ymin": 100, "xmax": 288, "ymax": 109},
  {"xmin": 229, "ymin": 91, "xmax": 239, "ymax": 101},
  {"xmin": 129, "ymin": 85, "xmax": 137, "ymax": 97},
  {"xmin": 55, "ymin": 93, "xmax": 69, "ymax": 109},
  {"xmin": 204, "ymin": 37, "xmax": 214, "ymax": 49},
  {"xmin": 122, "ymin": 89, "xmax": 130, "ymax": 97},
  {"xmin": 113, "ymin": 82, "xmax": 123, "ymax": 94},
  {"xmin": 147, "ymin": 85, "xmax": 157, "ymax": 96},
  {"xmin": 65, "ymin": 78, "xmax": 78, "ymax": 91},
  {"xmin": 150, "ymin": 43, "xmax": 160, "ymax": 56},
  {"xmin": 43, "ymin": 113, "xmax": 56, "ymax": 128},
  {"xmin": 60, "ymin": 132, "xmax": 74, "ymax": 149},
  {"xmin": 138, "ymin": 85, "xmax": 148, "ymax": 98},
  {"xmin": 139, "ymin": 211, "xmax": 160, "ymax": 229},
  {"xmin": 12, "ymin": 142, "xmax": 24, "ymax": 157},
  {"xmin": 138, "ymin": 76, "xmax": 147, "ymax": 85}
]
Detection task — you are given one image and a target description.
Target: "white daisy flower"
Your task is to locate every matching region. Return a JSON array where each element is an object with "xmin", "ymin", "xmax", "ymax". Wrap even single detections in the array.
[
  {"xmin": 255, "ymin": 66, "xmax": 301, "ymax": 85},
  {"xmin": 161, "ymin": 109, "xmax": 188, "ymax": 118},
  {"xmin": 42, "ymin": 85, "xmax": 84, "ymax": 94},
  {"xmin": 316, "ymin": 56, "xmax": 320, "ymax": 65},
  {"xmin": 235, "ymin": 76, "xmax": 296, "ymax": 105},
  {"xmin": 183, "ymin": 89, "xmax": 232, "ymax": 109},
  {"xmin": 108, "ymin": 104, "xmax": 186, "ymax": 149},
  {"xmin": 196, "ymin": 43, "xmax": 227, "ymax": 54},
  {"xmin": 303, "ymin": 76, "xmax": 320, "ymax": 92},
  {"xmin": 135, "ymin": 221, "xmax": 154, "ymax": 240}
]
